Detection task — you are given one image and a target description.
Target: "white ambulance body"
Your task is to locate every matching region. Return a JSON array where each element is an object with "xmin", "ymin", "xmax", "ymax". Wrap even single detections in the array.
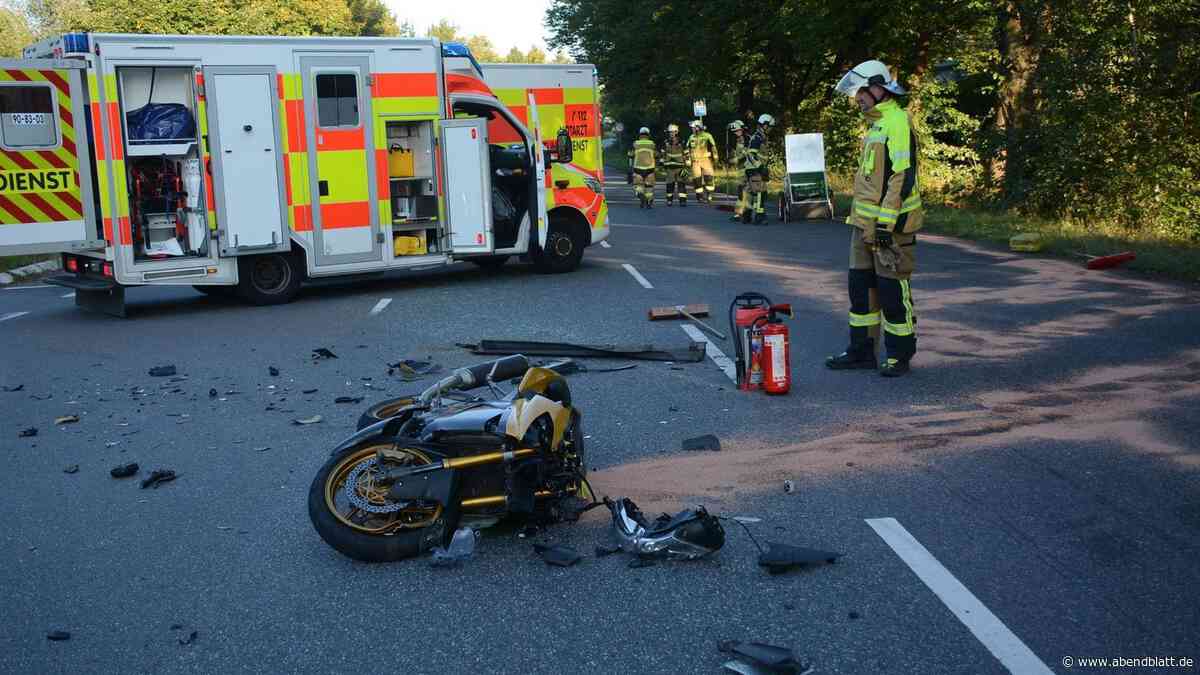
[{"xmin": 0, "ymin": 33, "xmax": 605, "ymax": 315}]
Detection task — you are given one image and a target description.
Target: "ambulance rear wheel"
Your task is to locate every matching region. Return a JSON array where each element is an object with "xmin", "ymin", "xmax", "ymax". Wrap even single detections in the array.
[{"xmin": 237, "ymin": 253, "xmax": 302, "ymax": 305}]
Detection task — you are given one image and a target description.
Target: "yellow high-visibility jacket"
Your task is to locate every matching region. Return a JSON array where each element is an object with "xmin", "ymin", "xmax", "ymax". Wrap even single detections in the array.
[{"xmin": 849, "ymin": 99, "xmax": 924, "ymax": 234}]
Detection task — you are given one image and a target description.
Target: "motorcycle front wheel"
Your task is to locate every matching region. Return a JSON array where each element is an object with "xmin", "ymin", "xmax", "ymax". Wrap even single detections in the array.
[{"xmin": 308, "ymin": 441, "xmax": 460, "ymax": 562}]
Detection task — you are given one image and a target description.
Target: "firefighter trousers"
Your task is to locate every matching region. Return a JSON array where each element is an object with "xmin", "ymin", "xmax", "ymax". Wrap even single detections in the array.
[
  {"xmin": 633, "ymin": 169, "xmax": 655, "ymax": 203},
  {"xmin": 691, "ymin": 157, "xmax": 715, "ymax": 198},
  {"xmin": 746, "ymin": 169, "xmax": 767, "ymax": 215},
  {"xmin": 847, "ymin": 227, "xmax": 917, "ymax": 362},
  {"xmin": 662, "ymin": 165, "xmax": 688, "ymax": 202}
]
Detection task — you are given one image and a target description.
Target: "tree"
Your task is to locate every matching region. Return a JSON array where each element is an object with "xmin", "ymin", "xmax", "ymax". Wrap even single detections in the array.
[
  {"xmin": 504, "ymin": 46, "xmax": 526, "ymax": 63},
  {"xmin": 86, "ymin": 0, "xmax": 355, "ymax": 36},
  {"xmin": 465, "ymin": 34, "xmax": 499, "ymax": 61},
  {"xmin": 0, "ymin": 3, "xmax": 33, "ymax": 56},
  {"xmin": 425, "ymin": 18, "xmax": 460, "ymax": 42},
  {"xmin": 524, "ymin": 46, "xmax": 546, "ymax": 64},
  {"xmin": 347, "ymin": 0, "xmax": 400, "ymax": 36}
]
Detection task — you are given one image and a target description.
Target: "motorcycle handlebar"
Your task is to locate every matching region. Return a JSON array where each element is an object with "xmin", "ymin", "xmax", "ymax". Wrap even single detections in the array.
[{"xmin": 419, "ymin": 355, "xmax": 531, "ymax": 403}]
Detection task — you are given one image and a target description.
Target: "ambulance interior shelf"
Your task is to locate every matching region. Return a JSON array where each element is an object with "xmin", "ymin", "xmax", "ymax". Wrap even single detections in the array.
[{"xmin": 117, "ymin": 66, "xmax": 208, "ymax": 261}]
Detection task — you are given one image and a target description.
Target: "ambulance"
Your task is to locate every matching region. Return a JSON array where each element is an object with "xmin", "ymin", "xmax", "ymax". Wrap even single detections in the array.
[{"xmin": 0, "ymin": 33, "xmax": 607, "ymax": 315}]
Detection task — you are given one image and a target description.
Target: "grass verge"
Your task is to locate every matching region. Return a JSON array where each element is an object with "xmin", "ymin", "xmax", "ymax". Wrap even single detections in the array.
[{"xmin": 0, "ymin": 254, "xmax": 54, "ymax": 275}]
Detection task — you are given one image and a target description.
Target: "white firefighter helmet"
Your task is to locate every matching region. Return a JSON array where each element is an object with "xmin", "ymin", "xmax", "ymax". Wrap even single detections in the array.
[
  {"xmin": 835, "ymin": 60, "xmax": 908, "ymax": 97},
  {"xmin": 757, "ymin": 113, "xmax": 775, "ymax": 127},
  {"xmin": 638, "ymin": 126, "xmax": 650, "ymax": 135},
  {"xmin": 667, "ymin": 123, "xmax": 679, "ymax": 133},
  {"xmin": 728, "ymin": 120, "xmax": 745, "ymax": 131}
]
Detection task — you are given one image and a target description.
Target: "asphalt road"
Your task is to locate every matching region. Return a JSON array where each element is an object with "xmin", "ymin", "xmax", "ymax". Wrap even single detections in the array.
[{"xmin": 2, "ymin": 176, "xmax": 1199, "ymax": 674}]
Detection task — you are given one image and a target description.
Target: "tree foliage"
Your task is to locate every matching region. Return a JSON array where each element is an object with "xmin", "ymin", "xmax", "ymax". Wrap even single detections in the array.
[{"xmin": 548, "ymin": 0, "xmax": 1200, "ymax": 239}]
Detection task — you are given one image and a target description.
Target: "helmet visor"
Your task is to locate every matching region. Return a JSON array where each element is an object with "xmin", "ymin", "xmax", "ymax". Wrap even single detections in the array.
[{"xmin": 835, "ymin": 69, "xmax": 869, "ymax": 97}]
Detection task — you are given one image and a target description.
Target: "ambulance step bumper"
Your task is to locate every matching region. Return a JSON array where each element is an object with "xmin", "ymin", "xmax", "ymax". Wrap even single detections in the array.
[
  {"xmin": 46, "ymin": 274, "xmax": 126, "ymax": 318},
  {"xmin": 45, "ymin": 273, "xmax": 116, "ymax": 291}
]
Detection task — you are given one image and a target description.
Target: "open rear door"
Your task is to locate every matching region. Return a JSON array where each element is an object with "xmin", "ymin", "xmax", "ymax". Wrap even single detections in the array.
[
  {"xmin": 527, "ymin": 92, "xmax": 549, "ymax": 249},
  {"xmin": 442, "ymin": 117, "xmax": 493, "ymax": 254},
  {"xmin": 0, "ymin": 59, "xmax": 101, "ymax": 255}
]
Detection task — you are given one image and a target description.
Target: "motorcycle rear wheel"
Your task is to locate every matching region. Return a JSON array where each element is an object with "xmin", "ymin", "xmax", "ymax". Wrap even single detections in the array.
[
  {"xmin": 357, "ymin": 394, "xmax": 419, "ymax": 431},
  {"xmin": 308, "ymin": 441, "xmax": 460, "ymax": 562}
]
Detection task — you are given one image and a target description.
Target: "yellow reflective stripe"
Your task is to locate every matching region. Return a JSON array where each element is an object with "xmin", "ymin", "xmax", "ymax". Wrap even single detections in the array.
[
  {"xmin": 564, "ymin": 87, "xmax": 593, "ymax": 105},
  {"xmin": 882, "ymin": 318, "xmax": 914, "ymax": 336},
  {"xmin": 878, "ymin": 205, "xmax": 899, "ymax": 216},
  {"xmin": 878, "ymin": 213, "xmax": 897, "ymax": 225},
  {"xmin": 854, "ymin": 201, "xmax": 880, "ymax": 218},
  {"xmin": 373, "ymin": 97, "xmax": 440, "ymax": 115},
  {"xmin": 315, "ymin": 151, "xmax": 369, "ymax": 201},
  {"xmin": 288, "ymin": 154, "xmax": 309, "ymax": 206},
  {"xmin": 492, "ymin": 88, "xmax": 526, "ymax": 107},
  {"xmin": 865, "ymin": 132, "xmax": 887, "ymax": 144},
  {"xmin": 902, "ymin": 194, "xmax": 922, "ymax": 212},
  {"xmin": 901, "ymin": 280, "xmax": 916, "ymax": 334},
  {"xmin": 849, "ymin": 311, "xmax": 881, "ymax": 327}
]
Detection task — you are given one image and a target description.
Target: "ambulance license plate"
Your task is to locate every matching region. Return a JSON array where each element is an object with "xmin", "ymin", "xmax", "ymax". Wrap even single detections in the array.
[{"xmin": 8, "ymin": 113, "xmax": 48, "ymax": 126}]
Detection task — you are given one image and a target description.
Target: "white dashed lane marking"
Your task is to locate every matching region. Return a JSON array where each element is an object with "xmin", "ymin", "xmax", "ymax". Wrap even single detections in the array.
[
  {"xmin": 621, "ymin": 263, "xmax": 653, "ymax": 289},
  {"xmin": 680, "ymin": 324, "xmax": 737, "ymax": 383},
  {"xmin": 866, "ymin": 517, "xmax": 1054, "ymax": 675},
  {"xmin": 1, "ymin": 311, "xmax": 30, "ymax": 323},
  {"xmin": 369, "ymin": 298, "xmax": 392, "ymax": 316}
]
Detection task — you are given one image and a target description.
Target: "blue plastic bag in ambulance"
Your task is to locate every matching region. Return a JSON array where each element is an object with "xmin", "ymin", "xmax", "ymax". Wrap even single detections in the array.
[{"xmin": 125, "ymin": 103, "xmax": 196, "ymax": 142}]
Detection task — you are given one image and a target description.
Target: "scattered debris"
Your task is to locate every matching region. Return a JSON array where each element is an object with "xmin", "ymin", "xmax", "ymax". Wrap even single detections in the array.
[
  {"xmin": 312, "ymin": 348, "xmax": 338, "ymax": 360},
  {"xmin": 178, "ymin": 630, "xmax": 198, "ymax": 646},
  {"xmin": 110, "ymin": 462, "xmax": 139, "ymax": 478},
  {"xmin": 104, "ymin": 441, "xmax": 120, "ymax": 448},
  {"xmin": 848, "ymin": 611, "xmax": 861, "ymax": 620},
  {"xmin": 169, "ymin": 623, "xmax": 184, "ymax": 631},
  {"xmin": 209, "ymin": 388, "xmax": 218, "ymax": 398},
  {"xmin": 608, "ymin": 497, "xmax": 725, "ymax": 560},
  {"xmin": 543, "ymin": 359, "xmax": 638, "ymax": 375},
  {"xmin": 2, "ymin": 384, "xmax": 24, "ymax": 392},
  {"xmin": 269, "ymin": 366, "xmax": 280, "ymax": 377},
  {"xmin": 731, "ymin": 516, "xmax": 762, "ymax": 524},
  {"xmin": 63, "ymin": 465, "xmax": 79, "ymax": 474},
  {"xmin": 757, "ymin": 542, "xmax": 840, "ymax": 574},
  {"xmin": 682, "ymin": 434, "xmax": 721, "ymax": 452},
  {"xmin": 148, "ymin": 365, "xmax": 177, "ymax": 377},
  {"xmin": 293, "ymin": 415, "xmax": 323, "ymax": 425},
  {"xmin": 718, "ymin": 640, "xmax": 812, "ymax": 675},
  {"xmin": 334, "ymin": 396, "xmax": 364, "ymax": 404},
  {"xmin": 253, "ymin": 446, "xmax": 270, "ymax": 452},
  {"xmin": 46, "ymin": 630, "xmax": 71, "ymax": 641},
  {"xmin": 19, "ymin": 427, "xmax": 38, "ymax": 438},
  {"xmin": 31, "ymin": 394, "xmax": 52, "ymax": 400},
  {"xmin": 595, "ymin": 544, "xmax": 622, "ymax": 557},
  {"xmin": 783, "ymin": 480, "xmax": 795, "ymax": 494},
  {"xmin": 1008, "ymin": 232, "xmax": 1043, "ymax": 253},
  {"xmin": 140, "ymin": 469, "xmax": 177, "ymax": 489},
  {"xmin": 1073, "ymin": 250, "xmax": 1137, "ymax": 270},
  {"xmin": 430, "ymin": 528, "xmax": 478, "ymax": 567},
  {"xmin": 533, "ymin": 543, "xmax": 583, "ymax": 567},
  {"xmin": 388, "ymin": 359, "xmax": 443, "ymax": 381},
  {"xmin": 461, "ymin": 339, "xmax": 706, "ymax": 363},
  {"xmin": 302, "ymin": 388, "xmax": 318, "ymax": 394},
  {"xmin": 54, "ymin": 415, "xmax": 80, "ymax": 425}
]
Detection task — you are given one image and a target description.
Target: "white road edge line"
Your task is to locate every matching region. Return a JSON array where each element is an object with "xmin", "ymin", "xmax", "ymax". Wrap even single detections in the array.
[
  {"xmin": 621, "ymin": 263, "xmax": 653, "ymax": 289},
  {"xmin": 866, "ymin": 517, "xmax": 1054, "ymax": 675},
  {"xmin": 0, "ymin": 311, "xmax": 31, "ymax": 323},
  {"xmin": 61, "ymin": 292, "xmax": 75, "ymax": 299},
  {"xmin": 1, "ymin": 285, "xmax": 53, "ymax": 291},
  {"xmin": 600, "ymin": 241, "xmax": 611, "ymax": 248},
  {"xmin": 369, "ymin": 298, "xmax": 392, "ymax": 316},
  {"xmin": 680, "ymin": 324, "xmax": 737, "ymax": 383}
]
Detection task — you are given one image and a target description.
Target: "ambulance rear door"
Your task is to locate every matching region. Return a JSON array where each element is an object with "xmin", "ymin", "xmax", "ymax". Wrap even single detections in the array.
[{"xmin": 0, "ymin": 58, "xmax": 101, "ymax": 255}]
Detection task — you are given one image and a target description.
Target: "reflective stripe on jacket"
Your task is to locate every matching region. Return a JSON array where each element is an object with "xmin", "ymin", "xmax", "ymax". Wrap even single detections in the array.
[
  {"xmin": 661, "ymin": 138, "xmax": 687, "ymax": 167},
  {"xmin": 687, "ymin": 131, "xmax": 718, "ymax": 162},
  {"xmin": 850, "ymin": 99, "xmax": 924, "ymax": 234},
  {"xmin": 632, "ymin": 138, "xmax": 657, "ymax": 170},
  {"xmin": 743, "ymin": 130, "xmax": 766, "ymax": 171}
]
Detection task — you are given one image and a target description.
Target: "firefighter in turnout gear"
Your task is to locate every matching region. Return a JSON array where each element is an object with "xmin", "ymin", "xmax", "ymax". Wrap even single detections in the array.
[
  {"xmin": 660, "ymin": 124, "xmax": 689, "ymax": 206},
  {"xmin": 743, "ymin": 114, "xmax": 775, "ymax": 224},
  {"xmin": 728, "ymin": 120, "xmax": 748, "ymax": 221},
  {"xmin": 687, "ymin": 119, "xmax": 719, "ymax": 203},
  {"xmin": 631, "ymin": 127, "xmax": 658, "ymax": 208},
  {"xmin": 826, "ymin": 60, "xmax": 924, "ymax": 377}
]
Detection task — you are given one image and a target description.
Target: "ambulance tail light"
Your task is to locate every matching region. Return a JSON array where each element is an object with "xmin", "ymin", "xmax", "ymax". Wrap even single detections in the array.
[
  {"xmin": 65, "ymin": 256, "xmax": 79, "ymax": 273},
  {"xmin": 102, "ymin": 263, "xmax": 113, "ymax": 278}
]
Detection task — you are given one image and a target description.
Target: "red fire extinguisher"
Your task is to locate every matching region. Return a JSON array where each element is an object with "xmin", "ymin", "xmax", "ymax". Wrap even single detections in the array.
[
  {"xmin": 731, "ymin": 293, "xmax": 772, "ymax": 391},
  {"xmin": 730, "ymin": 294, "xmax": 793, "ymax": 393},
  {"xmin": 754, "ymin": 304, "xmax": 794, "ymax": 395}
]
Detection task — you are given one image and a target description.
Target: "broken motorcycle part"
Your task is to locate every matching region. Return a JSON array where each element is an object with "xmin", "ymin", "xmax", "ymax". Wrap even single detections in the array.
[
  {"xmin": 110, "ymin": 462, "xmax": 139, "ymax": 478},
  {"xmin": 718, "ymin": 640, "xmax": 812, "ymax": 675},
  {"xmin": 607, "ymin": 497, "xmax": 725, "ymax": 560},
  {"xmin": 757, "ymin": 542, "xmax": 840, "ymax": 574},
  {"xmin": 534, "ymin": 544, "xmax": 582, "ymax": 567},
  {"xmin": 140, "ymin": 469, "xmax": 177, "ymax": 489}
]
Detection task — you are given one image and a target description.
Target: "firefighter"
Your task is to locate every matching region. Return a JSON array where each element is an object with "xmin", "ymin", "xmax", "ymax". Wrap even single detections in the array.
[
  {"xmin": 660, "ymin": 124, "xmax": 689, "ymax": 206},
  {"xmin": 687, "ymin": 119, "xmax": 718, "ymax": 203},
  {"xmin": 825, "ymin": 60, "xmax": 924, "ymax": 377},
  {"xmin": 743, "ymin": 113, "xmax": 775, "ymax": 225},
  {"xmin": 630, "ymin": 127, "xmax": 658, "ymax": 209},
  {"xmin": 727, "ymin": 120, "xmax": 748, "ymax": 221}
]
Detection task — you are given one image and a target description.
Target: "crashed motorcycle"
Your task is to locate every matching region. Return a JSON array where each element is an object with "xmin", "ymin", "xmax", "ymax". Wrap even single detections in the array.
[{"xmin": 308, "ymin": 355, "xmax": 590, "ymax": 562}]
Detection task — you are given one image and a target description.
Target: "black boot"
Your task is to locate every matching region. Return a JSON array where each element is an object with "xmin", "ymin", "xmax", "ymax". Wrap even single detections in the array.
[
  {"xmin": 879, "ymin": 358, "xmax": 911, "ymax": 377},
  {"xmin": 754, "ymin": 212, "xmax": 767, "ymax": 225},
  {"xmin": 825, "ymin": 341, "xmax": 877, "ymax": 370}
]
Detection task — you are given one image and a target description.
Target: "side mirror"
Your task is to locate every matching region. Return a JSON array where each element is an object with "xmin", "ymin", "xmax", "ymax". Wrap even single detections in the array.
[{"xmin": 554, "ymin": 127, "xmax": 573, "ymax": 164}]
